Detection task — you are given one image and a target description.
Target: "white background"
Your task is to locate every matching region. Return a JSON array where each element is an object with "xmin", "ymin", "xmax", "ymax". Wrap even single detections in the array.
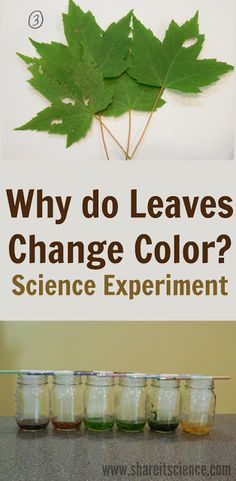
[
  {"xmin": 0, "ymin": 0, "xmax": 235, "ymax": 321},
  {"xmin": 0, "ymin": 0, "xmax": 235, "ymax": 161}
]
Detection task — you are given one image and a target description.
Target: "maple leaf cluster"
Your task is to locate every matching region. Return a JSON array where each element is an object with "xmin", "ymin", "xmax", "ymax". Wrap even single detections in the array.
[{"xmin": 16, "ymin": 1, "xmax": 233, "ymax": 150}]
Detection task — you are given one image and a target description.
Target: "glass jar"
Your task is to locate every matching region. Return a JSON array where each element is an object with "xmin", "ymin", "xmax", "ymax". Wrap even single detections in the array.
[
  {"xmin": 181, "ymin": 379, "xmax": 216, "ymax": 435},
  {"xmin": 146, "ymin": 379, "xmax": 180, "ymax": 433},
  {"xmin": 84, "ymin": 376, "xmax": 115, "ymax": 431},
  {"xmin": 51, "ymin": 374, "xmax": 83, "ymax": 431},
  {"xmin": 116, "ymin": 377, "xmax": 147, "ymax": 432},
  {"xmin": 15, "ymin": 374, "xmax": 50, "ymax": 430}
]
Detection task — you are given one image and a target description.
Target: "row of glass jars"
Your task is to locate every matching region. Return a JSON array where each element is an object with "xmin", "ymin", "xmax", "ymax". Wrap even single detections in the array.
[{"xmin": 15, "ymin": 375, "xmax": 216, "ymax": 435}]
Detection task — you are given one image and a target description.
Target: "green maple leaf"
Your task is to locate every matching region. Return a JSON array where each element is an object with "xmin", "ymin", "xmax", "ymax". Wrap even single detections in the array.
[
  {"xmin": 18, "ymin": 41, "xmax": 83, "ymax": 104},
  {"xmin": 15, "ymin": 5, "xmax": 234, "ymax": 157},
  {"xmin": 63, "ymin": 0, "xmax": 132, "ymax": 77},
  {"xmin": 129, "ymin": 12, "xmax": 234, "ymax": 93},
  {"xmin": 15, "ymin": 1, "xmax": 133, "ymax": 147},
  {"xmin": 16, "ymin": 102, "xmax": 93, "ymax": 148},
  {"xmin": 102, "ymin": 73, "xmax": 165, "ymax": 117},
  {"xmin": 16, "ymin": 41, "xmax": 113, "ymax": 147}
]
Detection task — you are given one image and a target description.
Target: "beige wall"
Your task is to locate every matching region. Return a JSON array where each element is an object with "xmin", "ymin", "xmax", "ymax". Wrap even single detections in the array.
[{"xmin": 0, "ymin": 321, "xmax": 235, "ymax": 415}]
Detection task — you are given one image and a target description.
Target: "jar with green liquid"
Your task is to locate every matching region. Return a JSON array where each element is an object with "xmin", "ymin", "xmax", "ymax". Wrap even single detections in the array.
[
  {"xmin": 146, "ymin": 380, "xmax": 180, "ymax": 433},
  {"xmin": 84, "ymin": 376, "xmax": 115, "ymax": 431},
  {"xmin": 116, "ymin": 377, "xmax": 147, "ymax": 432}
]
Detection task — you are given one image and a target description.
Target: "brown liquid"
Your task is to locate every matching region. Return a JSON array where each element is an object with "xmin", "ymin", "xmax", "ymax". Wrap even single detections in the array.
[
  {"xmin": 17, "ymin": 418, "xmax": 49, "ymax": 431},
  {"xmin": 182, "ymin": 421, "xmax": 212, "ymax": 435},
  {"xmin": 52, "ymin": 418, "xmax": 82, "ymax": 431}
]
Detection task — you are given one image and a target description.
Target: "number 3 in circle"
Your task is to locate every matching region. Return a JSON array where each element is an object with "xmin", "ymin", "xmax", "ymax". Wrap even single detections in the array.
[{"xmin": 28, "ymin": 10, "xmax": 44, "ymax": 29}]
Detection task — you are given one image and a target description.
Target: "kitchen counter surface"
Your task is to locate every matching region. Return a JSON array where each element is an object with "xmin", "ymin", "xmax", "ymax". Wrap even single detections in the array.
[{"xmin": 0, "ymin": 415, "xmax": 235, "ymax": 481}]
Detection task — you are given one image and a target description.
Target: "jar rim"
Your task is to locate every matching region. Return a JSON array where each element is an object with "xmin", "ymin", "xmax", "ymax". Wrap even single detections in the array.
[
  {"xmin": 86, "ymin": 375, "xmax": 115, "ymax": 386},
  {"xmin": 151, "ymin": 379, "xmax": 180, "ymax": 387},
  {"xmin": 185, "ymin": 378, "xmax": 214, "ymax": 389},
  {"xmin": 53, "ymin": 374, "xmax": 81, "ymax": 385},
  {"xmin": 119, "ymin": 377, "xmax": 147, "ymax": 386},
  {"xmin": 17, "ymin": 374, "xmax": 48, "ymax": 384}
]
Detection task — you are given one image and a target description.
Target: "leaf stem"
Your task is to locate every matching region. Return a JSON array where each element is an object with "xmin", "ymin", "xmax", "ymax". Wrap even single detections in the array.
[
  {"xmin": 126, "ymin": 110, "xmax": 132, "ymax": 160},
  {"xmin": 98, "ymin": 114, "xmax": 109, "ymax": 160},
  {"xmin": 130, "ymin": 87, "xmax": 165, "ymax": 160},
  {"xmin": 95, "ymin": 115, "xmax": 130, "ymax": 159}
]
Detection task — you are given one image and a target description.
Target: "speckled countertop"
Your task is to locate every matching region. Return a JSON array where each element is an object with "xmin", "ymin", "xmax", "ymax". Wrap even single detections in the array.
[{"xmin": 0, "ymin": 415, "xmax": 235, "ymax": 481}]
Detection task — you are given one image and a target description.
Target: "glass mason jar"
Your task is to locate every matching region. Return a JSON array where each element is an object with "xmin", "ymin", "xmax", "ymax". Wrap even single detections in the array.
[
  {"xmin": 15, "ymin": 374, "xmax": 51, "ymax": 430},
  {"xmin": 146, "ymin": 379, "xmax": 180, "ymax": 433},
  {"xmin": 181, "ymin": 379, "xmax": 216, "ymax": 435},
  {"xmin": 116, "ymin": 377, "xmax": 147, "ymax": 432},
  {"xmin": 51, "ymin": 374, "xmax": 83, "ymax": 431},
  {"xmin": 84, "ymin": 376, "xmax": 115, "ymax": 431}
]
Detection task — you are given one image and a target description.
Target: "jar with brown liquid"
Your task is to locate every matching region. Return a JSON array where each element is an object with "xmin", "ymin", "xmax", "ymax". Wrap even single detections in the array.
[
  {"xmin": 51, "ymin": 374, "xmax": 83, "ymax": 430},
  {"xmin": 181, "ymin": 378, "xmax": 216, "ymax": 435},
  {"xmin": 15, "ymin": 374, "xmax": 51, "ymax": 430}
]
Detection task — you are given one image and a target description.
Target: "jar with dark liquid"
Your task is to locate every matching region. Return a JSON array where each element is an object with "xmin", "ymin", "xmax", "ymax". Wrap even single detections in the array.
[
  {"xmin": 181, "ymin": 379, "xmax": 216, "ymax": 435},
  {"xmin": 146, "ymin": 380, "xmax": 180, "ymax": 433},
  {"xmin": 84, "ymin": 376, "xmax": 115, "ymax": 431},
  {"xmin": 51, "ymin": 374, "xmax": 83, "ymax": 431},
  {"xmin": 116, "ymin": 377, "xmax": 147, "ymax": 432},
  {"xmin": 15, "ymin": 374, "xmax": 50, "ymax": 430}
]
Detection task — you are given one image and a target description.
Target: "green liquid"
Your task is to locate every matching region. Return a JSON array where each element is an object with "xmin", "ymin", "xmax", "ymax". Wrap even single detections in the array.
[
  {"xmin": 148, "ymin": 420, "xmax": 179, "ymax": 433},
  {"xmin": 84, "ymin": 417, "xmax": 114, "ymax": 431},
  {"xmin": 116, "ymin": 419, "xmax": 146, "ymax": 432}
]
